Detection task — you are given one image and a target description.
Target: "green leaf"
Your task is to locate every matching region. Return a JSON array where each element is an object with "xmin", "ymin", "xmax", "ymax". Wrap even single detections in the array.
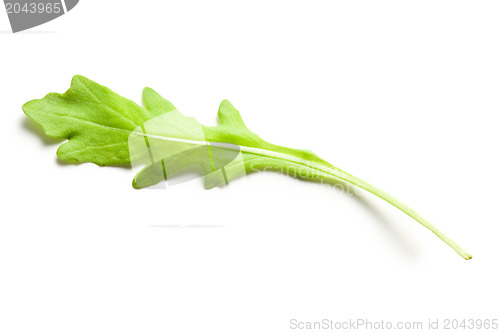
[
  {"xmin": 133, "ymin": 88, "xmax": 335, "ymax": 190},
  {"xmin": 23, "ymin": 75, "xmax": 472, "ymax": 260},
  {"xmin": 23, "ymin": 75, "xmax": 171, "ymax": 165}
]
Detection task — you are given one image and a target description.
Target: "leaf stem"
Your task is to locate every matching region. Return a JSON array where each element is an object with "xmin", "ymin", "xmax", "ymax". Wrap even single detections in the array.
[
  {"xmin": 328, "ymin": 167, "xmax": 472, "ymax": 260},
  {"xmin": 132, "ymin": 136, "xmax": 472, "ymax": 259}
]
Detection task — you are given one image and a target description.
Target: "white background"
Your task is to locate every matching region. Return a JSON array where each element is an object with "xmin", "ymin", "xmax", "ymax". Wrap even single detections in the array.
[{"xmin": 1, "ymin": 1, "xmax": 499, "ymax": 332}]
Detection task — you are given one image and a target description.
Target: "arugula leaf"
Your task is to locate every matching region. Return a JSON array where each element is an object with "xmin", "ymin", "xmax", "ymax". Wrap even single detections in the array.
[
  {"xmin": 23, "ymin": 75, "xmax": 472, "ymax": 260},
  {"xmin": 132, "ymin": 88, "xmax": 335, "ymax": 190},
  {"xmin": 23, "ymin": 75, "xmax": 172, "ymax": 165}
]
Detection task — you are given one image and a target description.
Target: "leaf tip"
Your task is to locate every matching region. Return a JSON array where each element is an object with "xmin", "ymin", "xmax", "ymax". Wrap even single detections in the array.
[
  {"xmin": 132, "ymin": 178, "xmax": 144, "ymax": 190},
  {"xmin": 70, "ymin": 74, "xmax": 88, "ymax": 86},
  {"xmin": 72, "ymin": 74, "xmax": 90, "ymax": 81},
  {"xmin": 217, "ymin": 99, "xmax": 247, "ymax": 127},
  {"xmin": 22, "ymin": 99, "xmax": 35, "ymax": 117},
  {"xmin": 219, "ymin": 99, "xmax": 236, "ymax": 112}
]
